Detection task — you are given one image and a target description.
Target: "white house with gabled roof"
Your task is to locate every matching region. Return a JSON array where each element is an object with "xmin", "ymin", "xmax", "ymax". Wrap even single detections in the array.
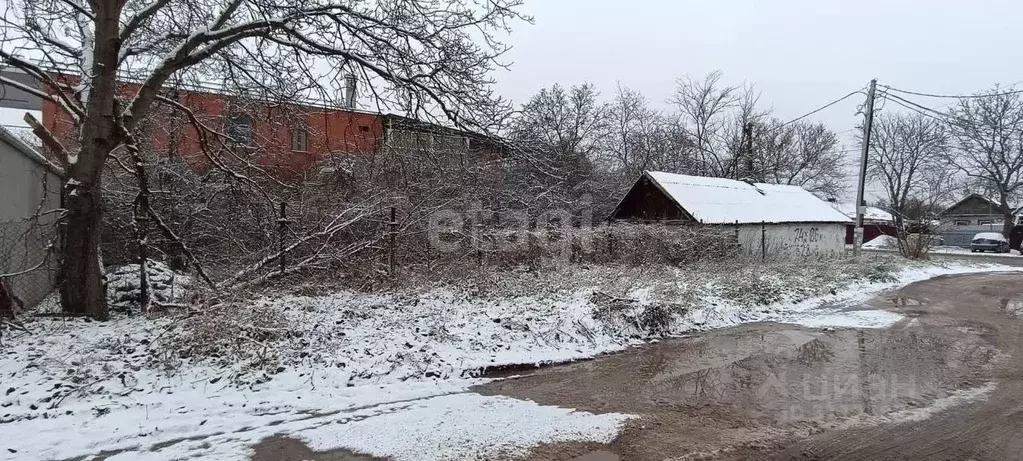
[{"xmin": 610, "ymin": 171, "xmax": 851, "ymax": 257}]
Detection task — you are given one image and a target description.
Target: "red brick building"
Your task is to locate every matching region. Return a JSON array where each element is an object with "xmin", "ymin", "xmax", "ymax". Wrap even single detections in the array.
[
  {"xmin": 20, "ymin": 69, "xmax": 511, "ymax": 181},
  {"xmin": 41, "ymin": 78, "xmax": 385, "ymax": 175}
]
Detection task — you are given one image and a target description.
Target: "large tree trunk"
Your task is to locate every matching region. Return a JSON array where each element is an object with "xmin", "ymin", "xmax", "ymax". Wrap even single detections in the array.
[
  {"xmin": 1004, "ymin": 209, "xmax": 1015, "ymax": 238},
  {"xmin": 57, "ymin": 2, "xmax": 122, "ymax": 320},
  {"xmin": 60, "ymin": 176, "xmax": 108, "ymax": 320}
]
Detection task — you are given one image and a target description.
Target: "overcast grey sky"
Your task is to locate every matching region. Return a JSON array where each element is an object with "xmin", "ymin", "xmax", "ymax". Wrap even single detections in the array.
[{"xmin": 492, "ymin": 0, "xmax": 1023, "ymax": 201}]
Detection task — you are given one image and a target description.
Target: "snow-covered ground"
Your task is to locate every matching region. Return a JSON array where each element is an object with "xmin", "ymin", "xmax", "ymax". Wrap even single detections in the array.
[
  {"xmin": 1, "ymin": 258, "xmax": 1020, "ymax": 460},
  {"xmin": 931, "ymin": 246, "xmax": 1022, "ymax": 257}
]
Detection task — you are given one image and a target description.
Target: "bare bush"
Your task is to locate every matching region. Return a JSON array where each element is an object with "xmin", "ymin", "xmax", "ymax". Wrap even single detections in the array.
[
  {"xmin": 407, "ymin": 222, "xmax": 739, "ymax": 282},
  {"xmin": 171, "ymin": 300, "xmax": 291, "ymax": 371}
]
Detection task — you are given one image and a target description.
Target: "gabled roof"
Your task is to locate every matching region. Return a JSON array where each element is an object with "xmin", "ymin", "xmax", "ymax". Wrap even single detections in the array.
[
  {"xmin": 616, "ymin": 171, "xmax": 851, "ymax": 225},
  {"xmin": 830, "ymin": 203, "xmax": 895, "ymax": 222},
  {"xmin": 941, "ymin": 193, "xmax": 1011, "ymax": 216}
]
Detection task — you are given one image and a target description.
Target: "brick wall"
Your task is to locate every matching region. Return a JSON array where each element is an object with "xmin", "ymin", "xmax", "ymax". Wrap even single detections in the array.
[{"xmin": 42, "ymin": 75, "xmax": 385, "ymax": 174}]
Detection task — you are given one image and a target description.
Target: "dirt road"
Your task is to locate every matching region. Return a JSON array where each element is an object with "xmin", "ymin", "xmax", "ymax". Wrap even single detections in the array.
[{"xmin": 475, "ymin": 271, "xmax": 1023, "ymax": 460}]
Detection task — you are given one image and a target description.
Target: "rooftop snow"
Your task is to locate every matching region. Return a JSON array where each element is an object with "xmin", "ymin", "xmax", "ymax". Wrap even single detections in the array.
[
  {"xmin": 0, "ymin": 107, "xmax": 39, "ymax": 129},
  {"xmin": 973, "ymin": 232, "xmax": 1008, "ymax": 242},
  {"xmin": 645, "ymin": 171, "xmax": 851, "ymax": 225},
  {"xmin": 831, "ymin": 203, "xmax": 895, "ymax": 223}
]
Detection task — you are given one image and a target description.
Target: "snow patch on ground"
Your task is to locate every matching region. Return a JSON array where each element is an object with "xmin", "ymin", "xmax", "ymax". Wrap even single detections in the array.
[
  {"xmin": 295, "ymin": 394, "xmax": 628, "ymax": 461},
  {"xmin": 930, "ymin": 246, "xmax": 1022, "ymax": 257},
  {"xmin": 890, "ymin": 382, "xmax": 997, "ymax": 423},
  {"xmin": 863, "ymin": 235, "xmax": 899, "ymax": 249}
]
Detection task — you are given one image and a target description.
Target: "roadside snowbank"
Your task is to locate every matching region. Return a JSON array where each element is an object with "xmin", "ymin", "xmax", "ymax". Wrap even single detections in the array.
[
  {"xmin": 1, "ymin": 257, "xmax": 1019, "ymax": 460},
  {"xmin": 863, "ymin": 235, "xmax": 898, "ymax": 249},
  {"xmin": 201, "ymin": 258, "xmax": 1015, "ymax": 386}
]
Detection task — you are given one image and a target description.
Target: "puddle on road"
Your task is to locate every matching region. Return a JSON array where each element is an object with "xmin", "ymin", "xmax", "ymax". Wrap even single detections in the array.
[
  {"xmin": 250, "ymin": 436, "xmax": 386, "ymax": 461},
  {"xmin": 888, "ymin": 297, "xmax": 928, "ymax": 307},
  {"xmin": 475, "ymin": 323, "xmax": 994, "ymax": 427}
]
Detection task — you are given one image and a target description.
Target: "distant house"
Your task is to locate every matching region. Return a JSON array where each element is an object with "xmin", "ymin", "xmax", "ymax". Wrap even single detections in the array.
[
  {"xmin": 829, "ymin": 202, "xmax": 898, "ymax": 245},
  {"xmin": 610, "ymin": 171, "xmax": 851, "ymax": 257},
  {"xmin": 0, "ymin": 125, "xmax": 62, "ymax": 308},
  {"xmin": 939, "ymin": 194, "xmax": 1021, "ymax": 227}
]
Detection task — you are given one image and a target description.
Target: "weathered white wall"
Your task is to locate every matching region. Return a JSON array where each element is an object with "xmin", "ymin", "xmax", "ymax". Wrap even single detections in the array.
[
  {"xmin": 736, "ymin": 223, "xmax": 846, "ymax": 258},
  {"xmin": 0, "ymin": 134, "xmax": 61, "ymax": 307}
]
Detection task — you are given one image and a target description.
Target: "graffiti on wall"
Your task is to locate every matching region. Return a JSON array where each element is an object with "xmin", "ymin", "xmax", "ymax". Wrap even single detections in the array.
[
  {"xmin": 793, "ymin": 227, "xmax": 822, "ymax": 245},
  {"xmin": 789, "ymin": 226, "xmax": 838, "ymax": 256},
  {"xmin": 739, "ymin": 224, "xmax": 843, "ymax": 257}
]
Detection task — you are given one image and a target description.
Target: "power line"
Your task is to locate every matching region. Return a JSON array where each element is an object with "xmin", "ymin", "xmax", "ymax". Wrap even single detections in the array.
[
  {"xmin": 780, "ymin": 88, "xmax": 865, "ymax": 127},
  {"xmin": 883, "ymin": 85, "xmax": 1023, "ymax": 100},
  {"xmin": 881, "ymin": 91, "xmax": 955, "ymax": 119},
  {"xmin": 879, "ymin": 91, "xmax": 956, "ymax": 126}
]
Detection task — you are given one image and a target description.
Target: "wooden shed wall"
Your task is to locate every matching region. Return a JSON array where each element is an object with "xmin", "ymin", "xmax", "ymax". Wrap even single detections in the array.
[{"xmin": 611, "ymin": 176, "xmax": 689, "ymax": 221}]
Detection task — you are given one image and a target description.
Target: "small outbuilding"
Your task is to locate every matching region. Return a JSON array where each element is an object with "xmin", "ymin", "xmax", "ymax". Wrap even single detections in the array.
[
  {"xmin": 829, "ymin": 202, "xmax": 897, "ymax": 245},
  {"xmin": 610, "ymin": 171, "xmax": 851, "ymax": 257}
]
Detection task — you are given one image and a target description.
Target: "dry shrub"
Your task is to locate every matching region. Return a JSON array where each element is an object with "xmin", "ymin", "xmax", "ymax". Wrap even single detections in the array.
[
  {"xmin": 171, "ymin": 300, "xmax": 291, "ymax": 367},
  {"xmin": 392, "ymin": 223, "xmax": 739, "ymax": 284}
]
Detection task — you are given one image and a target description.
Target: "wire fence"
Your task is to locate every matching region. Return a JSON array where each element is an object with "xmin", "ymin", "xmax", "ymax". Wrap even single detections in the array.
[{"xmin": 0, "ymin": 219, "xmax": 60, "ymax": 312}]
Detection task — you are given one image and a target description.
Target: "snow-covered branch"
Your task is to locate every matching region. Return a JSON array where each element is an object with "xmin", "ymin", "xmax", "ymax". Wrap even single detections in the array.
[
  {"xmin": 119, "ymin": 0, "xmax": 172, "ymax": 41},
  {"xmin": 220, "ymin": 199, "xmax": 384, "ymax": 288}
]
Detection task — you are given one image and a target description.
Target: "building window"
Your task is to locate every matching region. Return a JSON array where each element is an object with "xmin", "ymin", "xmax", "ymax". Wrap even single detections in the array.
[
  {"xmin": 955, "ymin": 220, "xmax": 971, "ymax": 226},
  {"xmin": 979, "ymin": 220, "xmax": 994, "ymax": 225},
  {"xmin": 226, "ymin": 113, "xmax": 254, "ymax": 146},
  {"xmin": 291, "ymin": 125, "xmax": 309, "ymax": 152}
]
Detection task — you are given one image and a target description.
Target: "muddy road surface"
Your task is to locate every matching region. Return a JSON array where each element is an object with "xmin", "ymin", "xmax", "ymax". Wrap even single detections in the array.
[{"xmin": 475, "ymin": 272, "xmax": 1023, "ymax": 460}]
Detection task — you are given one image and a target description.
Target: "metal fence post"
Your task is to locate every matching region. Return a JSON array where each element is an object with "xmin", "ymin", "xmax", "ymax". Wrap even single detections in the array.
[
  {"xmin": 389, "ymin": 206, "xmax": 397, "ymax": 278},
  {"xmin": 136, "ymin": 213, "xmax": 149, "ymax": 309},
  {"xmin": 476, "ymin": 209, "xmax": 484, "ymax": 268},
  {"xmin": 761, "ymin": 220, "xmax": 766, "ymax": 262},
  {"xmin": 734, "ymin": 220, "xmax": 740, "ymax": 251},
  {"xmin": 606, "ymin": 219, "xmax": 614, "ymax": 260},
  {"xmin": 278, "ymin": 202, "xmax": 287, "ymax": 275}
]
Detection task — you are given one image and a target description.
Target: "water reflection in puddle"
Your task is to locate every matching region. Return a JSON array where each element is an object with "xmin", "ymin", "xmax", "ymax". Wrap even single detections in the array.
[{"xmin": 477, "ymin": 323, "xmax": 991, "ymax": 427}]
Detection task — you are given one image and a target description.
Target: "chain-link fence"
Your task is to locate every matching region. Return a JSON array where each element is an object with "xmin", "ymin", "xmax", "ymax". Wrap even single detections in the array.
[{"xmin": 0, "ymin": 219, "xmax": 60, "ymax": 310}]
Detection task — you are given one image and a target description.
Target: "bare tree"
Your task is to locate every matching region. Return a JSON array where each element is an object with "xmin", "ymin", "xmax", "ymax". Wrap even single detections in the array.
[
  {"xmin": 947, "ymin": 87, "xmax": 1023, "ymax": 236},
  {"xmin": 1, "ymin": 0, "xmax": 527, "ymax": 318},
  {"xmin": 669, "ymin": 71, "xmax": 740, "ymax": 177},
  {"xmin": 511, "ymin": 83, "xmax": 607, "ymax": 169},
  {"xmin": 867, "ymin": 113, "xmax": 948, "ymax": 225},
  {"xmin": 723, "ymin": 83, "xmax": 768, "ymax": 179},
  {"xmin": 912, "ymin": 162, "xmax": 959, "ymax": 220},
  {"xmin": 754, "ymin": 120, "xmax": 845, "ymax": 198},
  {"xmin": 604, "ymin": 83, "xmax": 658, "ymax": 178},
  {"xmin": 646, "ymin": 116, "xmax": 698, "ymax": 175},
  {"xmin": 506, "ymin": 83, "xmax": 609, "ymax": 209}
]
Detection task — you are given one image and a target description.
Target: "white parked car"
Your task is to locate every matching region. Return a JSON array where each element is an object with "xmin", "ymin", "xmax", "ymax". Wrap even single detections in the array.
[{"xmin": 971, "ymin": 232, "xmax": 1010, "ymax": 253}]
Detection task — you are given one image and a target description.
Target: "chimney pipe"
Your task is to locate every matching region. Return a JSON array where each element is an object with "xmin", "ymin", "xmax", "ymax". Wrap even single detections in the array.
[{"xmin": 344, "ymin": 74, "xmax": 357, "ymax": 109}]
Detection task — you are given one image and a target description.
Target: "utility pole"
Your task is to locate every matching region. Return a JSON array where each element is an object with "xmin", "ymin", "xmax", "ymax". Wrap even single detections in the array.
[
  {"xmin": 743, "ymin": 122, "xmax": 755, "ymax": 180},
  {"xmin": 853, "ymin": 79, "xmax": 877, "ymax": 256}
]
